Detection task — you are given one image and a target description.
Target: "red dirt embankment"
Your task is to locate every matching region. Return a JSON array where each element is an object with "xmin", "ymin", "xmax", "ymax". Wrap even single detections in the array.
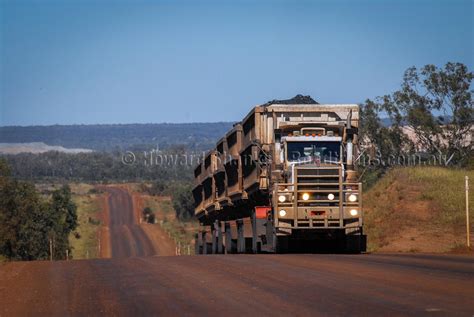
[{"xmin": 364, "ymin": 167, "xmax": 474, "ymax": 253}]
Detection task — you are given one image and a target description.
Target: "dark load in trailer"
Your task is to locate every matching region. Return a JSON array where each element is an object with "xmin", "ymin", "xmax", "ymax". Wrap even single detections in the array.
[{"xmin": 193, "ymin": 96, "xmax": 366, "ymax": 254}]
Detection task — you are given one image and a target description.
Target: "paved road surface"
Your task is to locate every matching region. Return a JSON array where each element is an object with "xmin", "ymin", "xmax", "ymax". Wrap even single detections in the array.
[
  {"xmin": 0, "ymin": 253, "xmax": 473, "ymax": 316},
  {"xmin": 104, "ymin": 187, "xmax": 156, "ymax": 258}
]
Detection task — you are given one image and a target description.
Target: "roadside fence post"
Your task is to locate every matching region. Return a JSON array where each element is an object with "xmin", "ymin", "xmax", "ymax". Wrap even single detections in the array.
[
  {"xmin": 466, "ymin": 176, "xmax": 470, "ymax": 248},
  {"xmin": 98, "ymin": 235, "xmax": 101, "ymax": 257}
]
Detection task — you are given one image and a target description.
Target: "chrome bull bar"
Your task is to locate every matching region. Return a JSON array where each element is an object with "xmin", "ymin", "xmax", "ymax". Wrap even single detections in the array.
[{"xmin": 273, "ymin": 165, "xmax": 362, "ymax": 230}]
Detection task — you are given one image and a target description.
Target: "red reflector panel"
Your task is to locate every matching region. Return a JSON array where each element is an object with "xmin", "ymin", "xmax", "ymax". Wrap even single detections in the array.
[{"xmin": 255, "ymin": 206, "xmax": 271, "ymax": 219}]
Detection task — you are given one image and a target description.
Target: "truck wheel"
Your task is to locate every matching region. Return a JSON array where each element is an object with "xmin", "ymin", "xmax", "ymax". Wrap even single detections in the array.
[
  {"xmin": 345, "ymin": 234, "xmax": 366, "ymax": 254},
  {"xmin": 195, "ymin": 235, "xmax": 201, "ymax": 255},
  {"xmin": 275, "ymin": 236, "xmax": 289, "ymax": 254}
]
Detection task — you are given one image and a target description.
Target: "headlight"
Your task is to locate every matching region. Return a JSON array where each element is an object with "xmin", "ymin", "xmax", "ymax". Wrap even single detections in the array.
[
  {"xmin": 278, "ymin": 195, "xmax": 287, "ymax": 203},
  {"xmin": 348, "ymin": 194, "xmax": 358, "ymax": 202},
  {"xmin": 279, "ymin": 209, "xmax": 287, "ymax": 217},
  {"xmin": 350, "ymin": 209, "xmax": 358, "ymax": 216},
  {"xmin": 328, "ymin": 193, "xmax": 335, "ymax": 200},
  {"xmin": 302, "ymin": 193, "xmax": 310, "ymax": 201}
]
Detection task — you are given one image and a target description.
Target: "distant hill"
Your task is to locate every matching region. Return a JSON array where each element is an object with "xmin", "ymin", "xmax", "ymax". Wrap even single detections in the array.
[
  {"xmin": 0, "ymin": 109, "xmax": 430, "ymax": 152},
  {"xmin": 0, "ymin": 123, "xmax": 234, "ymax": 151}
]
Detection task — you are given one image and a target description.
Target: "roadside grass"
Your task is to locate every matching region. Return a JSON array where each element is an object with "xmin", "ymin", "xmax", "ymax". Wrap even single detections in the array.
[
  {"xmin": 406, "ymin": 168, "xmax": 473, "ymax": 227},
  {"xmin": 69, "ymin": 183, "xmax": 103, "ymax": 259},
  {"xmin": 142, "ymin": 196, "xmax": 174, "ymax": 216},
  {"xmin": 142, "ymin": 196, "xmax": 198, "ymax": 253},
  {"xmin": 364, "ymin": 167, "xmax": 474, "ymax": 253},
  {"xmin": 161, "ymin": 217, "xmax": 199, "ymax": 254}
]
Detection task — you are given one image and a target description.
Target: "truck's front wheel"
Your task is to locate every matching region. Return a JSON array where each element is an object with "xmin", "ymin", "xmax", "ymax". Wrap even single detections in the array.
[{"xmin": 275, "ymin": 236, "xmax": 289, "ymax": 253}]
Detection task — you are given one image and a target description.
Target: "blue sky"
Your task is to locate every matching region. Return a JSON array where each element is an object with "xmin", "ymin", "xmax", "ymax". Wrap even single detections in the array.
[{"xmin": 0, "ymin": 0, "xmax": 472, "ymax": 126}]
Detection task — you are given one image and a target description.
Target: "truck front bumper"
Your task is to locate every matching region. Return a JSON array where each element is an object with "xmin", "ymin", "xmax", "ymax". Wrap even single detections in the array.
[{"xmin": 275, "ymin": 206, "xmax": 362, "ymax": 234}]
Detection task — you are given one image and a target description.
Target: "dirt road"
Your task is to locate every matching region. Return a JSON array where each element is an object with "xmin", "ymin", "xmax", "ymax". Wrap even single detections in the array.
[
  {"xmin": 99, "ymin": 186, "xmax": 175, "ymax": 258},
  {"xmin": 0, "ymin": 253, "xmax": 473, "ymax": 316},
  {"xmin": 1, "ymin": 186, "xmax": 472, "ymax": 315}
]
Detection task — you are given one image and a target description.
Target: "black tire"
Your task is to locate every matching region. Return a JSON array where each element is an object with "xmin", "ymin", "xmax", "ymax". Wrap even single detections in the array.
[
  {"xmin": 275, "ymin": 236, "xmax": 289, "ymax": 253},
  {"xmin": 345, "ymin": 234, "xmax": 366, "ymax": 254}
]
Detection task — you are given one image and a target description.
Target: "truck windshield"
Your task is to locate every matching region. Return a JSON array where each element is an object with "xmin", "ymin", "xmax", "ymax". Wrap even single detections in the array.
[{"xmin": 287, "ymin": 141, "xmax": 340, "ymax": 162}]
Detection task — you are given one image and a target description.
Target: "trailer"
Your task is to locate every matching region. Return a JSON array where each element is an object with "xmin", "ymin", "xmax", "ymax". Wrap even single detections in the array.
[{"xmin": 193, "ymin": 96, "xmax": 366, "ymax": 254}]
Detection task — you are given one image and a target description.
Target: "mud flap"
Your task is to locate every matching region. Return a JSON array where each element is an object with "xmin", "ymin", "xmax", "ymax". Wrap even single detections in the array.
[
  {"xmin": 224, "ymin": 222, "xmax": 234, "ymax": 254},
  {"xmin": 237, "ymin": 220, "xmax": 245, "ymax": 253},
  {"xmin": 195, "ymin": 233, "xmax": 201, "ymax": 255},
  {"xmin": 251, "ymin": 208, "xmax": 269, "ymax": 253}
]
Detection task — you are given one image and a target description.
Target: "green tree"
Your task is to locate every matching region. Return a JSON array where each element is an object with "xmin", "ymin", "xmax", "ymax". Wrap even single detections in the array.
[
  {"xmin": 360, "ymin": 99, "xmax": 412, "ymax": 165},
  {"xmin": 362, "ymin": 62, "xmax": 473, "ymax": 167},
  {"xmin": 48, "ymin": 185, "xmax": 78, "ymax": 259},
  {"xmin": 0, "ymin": 160, "xmax": 79, "ymax": 261},
  {"xmin": 0, "ymin": 172, "xmax": 50, "ymax": 260},
  {"xmin": 171, "ymin": 183, "xmax": 194, "ymax": 220},
  {"xmin": 365, "ymin": 63, "xmax": 473, "ymax": 165},
  {"xmin": 52, "ymin": 185, "xmax": 78, "ymax": 233}
]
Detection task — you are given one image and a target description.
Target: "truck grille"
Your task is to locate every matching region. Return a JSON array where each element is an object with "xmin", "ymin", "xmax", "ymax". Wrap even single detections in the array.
[{"xmin": 296, "ymin": 167, "xmax": 340, "ymax": 206}]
